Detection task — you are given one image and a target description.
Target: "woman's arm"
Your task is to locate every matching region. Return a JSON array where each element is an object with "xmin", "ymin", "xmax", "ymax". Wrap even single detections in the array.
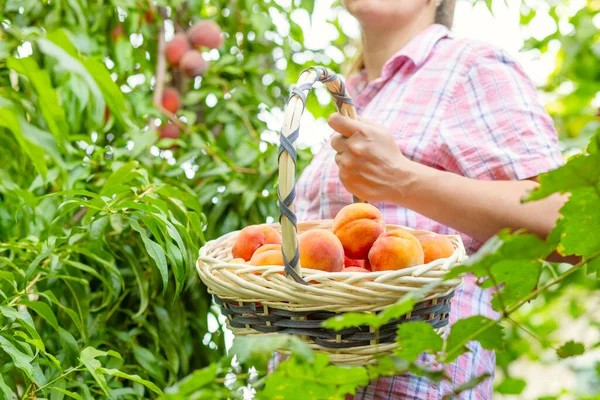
[{"xmin": 328, "ymin": 113, "xmax": 566, "ymax": 243}]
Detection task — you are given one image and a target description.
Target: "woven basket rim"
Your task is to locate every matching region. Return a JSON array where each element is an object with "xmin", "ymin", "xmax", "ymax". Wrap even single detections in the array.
[{"xmin": 197, "ymin": 221, "xmax": 466, "ymax": 313}]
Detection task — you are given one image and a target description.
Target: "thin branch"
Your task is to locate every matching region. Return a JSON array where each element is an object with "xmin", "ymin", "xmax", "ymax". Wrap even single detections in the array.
[
  {"xmin": 8, "ymin": 273, "xmax": 42, "ymax": 307},
  {"xmin": 152, "ymin": 17, "xmax": 167, "ymax": 111},
  {"xmin": 506, "ymin": 317, "xmax": 549, "ymax": 349}
]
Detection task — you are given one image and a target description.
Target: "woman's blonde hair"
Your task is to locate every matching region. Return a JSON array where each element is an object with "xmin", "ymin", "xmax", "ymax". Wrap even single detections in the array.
[{"xmin": 346, "ymin": 0, "xmax": 457, "ymax": 75}]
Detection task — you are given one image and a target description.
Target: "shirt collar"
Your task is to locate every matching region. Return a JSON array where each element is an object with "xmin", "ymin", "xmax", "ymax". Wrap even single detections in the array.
[{"xmin": 346, "ymin": 24, "xmax": 451, "ymax": 93}]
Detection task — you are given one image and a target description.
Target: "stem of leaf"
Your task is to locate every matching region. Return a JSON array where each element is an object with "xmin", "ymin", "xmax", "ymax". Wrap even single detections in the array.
[{"xmin": 35, "ymin": 365, "xmax": 83, "ymax": 393}]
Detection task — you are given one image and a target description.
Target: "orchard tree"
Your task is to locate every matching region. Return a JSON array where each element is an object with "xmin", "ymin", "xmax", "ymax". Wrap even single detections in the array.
[{"xmin": 0, "ymin": 0, "xmax": 329, "ymax": 397}]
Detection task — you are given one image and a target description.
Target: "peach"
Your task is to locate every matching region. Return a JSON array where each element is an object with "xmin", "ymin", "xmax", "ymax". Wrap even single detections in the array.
[
  {"xmin": 298, "ymin": 229, "xmax": 344, "ymax": 272},
  {"xmin": 111, "ymin": 25, "xmax": 124, "ymax": 42},
  {"xmin": 342, "ymin": 266, "xmax": 370, "ymax": 273},
  {"xmin": 229, "ymin": 258, "xmax": 246, "ymax": 264},
  {"xmin": 165, "ymin": 33, "xmax": 190, "ymax": 66},
  {"xmin": 333, "ymin": 203, "xmax": 385, "ymax": 259},
  {"xmin": 180, "ymin": 50, "xmax": 209, "ymax": 77},
  {"xmin": 232, "ymin": 225, "xmax": 282, "ymax": 261},
  {"xmin": 158, "ymin": 123, "xmax": 180, "ymax": 140},
  {"xmin": 249, "ymin": 244, "xmax": 284, "ymax": 266},
  {"xmin": 188, "ymin": 20, "xmax": 224, "ymax": 49},
  {"xmin": 344, "ymin": 256, "xmax": 365, "ymax": 269},
  {"xmin": 161, "ymin": 87, "xmax": 180, "ymax": 113},
  {"xmin": 418, "ymin": 234, "xmax": 454, "ymax": 264},
  {"xmin": 368, "ymin": 230, "xmax": 424, "ymax": 271}
]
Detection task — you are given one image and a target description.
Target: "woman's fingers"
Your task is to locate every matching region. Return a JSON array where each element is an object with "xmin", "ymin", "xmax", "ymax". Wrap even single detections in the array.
[
  {"xmin": 331, "ymin": 133, "xmax": 348, "ymax": 153},
  {"xmin": 328, "ymin": 112, "xmax": 365, "ymax": 138}
]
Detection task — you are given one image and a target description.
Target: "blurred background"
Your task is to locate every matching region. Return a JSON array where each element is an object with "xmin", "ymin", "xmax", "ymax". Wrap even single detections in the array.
[{"xmin": 1, "ymin": 0, "xmax": 599, "ymax": 399}]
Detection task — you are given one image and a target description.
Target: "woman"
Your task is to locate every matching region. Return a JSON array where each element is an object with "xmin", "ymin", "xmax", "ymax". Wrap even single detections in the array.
[{"xmin": 280, "ymin": 0, "xmax": 566, "ymax": 399}]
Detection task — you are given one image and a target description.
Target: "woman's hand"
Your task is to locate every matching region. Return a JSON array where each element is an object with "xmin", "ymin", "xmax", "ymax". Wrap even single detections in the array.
[{"xmin": 329, "ymin": 113, "xmax": 424, "ymax": 203}]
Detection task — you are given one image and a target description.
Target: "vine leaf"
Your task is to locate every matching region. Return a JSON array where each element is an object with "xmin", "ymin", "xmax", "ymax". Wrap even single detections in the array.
[
  {"xmin": 322, "ymin": 295, "xmax": 416, "ymax": 331},
  {"xmin": 445, "ymin": 316, "xmax": 504, "ymax": 362},
  {"xmin": 395, "ymin": 321, "xmax": 443, "ymax": 362},
  {"xmin": 446, "ymin": 232, "xmax": 552, "ymax": 311},
  {"xmin": 552, "ymin": 188, "xmax": 600, "ymax": 258},
  {"xmin": 526, "ymin": 153, "xmax": 600, "ymax": 201},
  {"xmin": 526, "ymin": 152, "xmax": 600, "ymax": 258},
  {"xmin": 495, "ymin": 377, "xmax": 526, "ymax": 395},
  {"xmin": 261, "ymin": 353, "xmax": 369, "ymax": 400},
  {"xmin": 556, "ymin": 340, "xmax": 585, "ymax": 359}
]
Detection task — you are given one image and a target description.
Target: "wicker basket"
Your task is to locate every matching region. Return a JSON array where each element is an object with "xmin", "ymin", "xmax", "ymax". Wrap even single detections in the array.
[{"xmin": 197, "ymin": 67, "xmax": 466, "ymax": 365}]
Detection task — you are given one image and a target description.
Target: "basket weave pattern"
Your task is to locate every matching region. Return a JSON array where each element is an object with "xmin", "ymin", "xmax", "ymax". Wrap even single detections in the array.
[{"xmin": 197, "ymin": 221, "xmax": 466, "ymax": 364}]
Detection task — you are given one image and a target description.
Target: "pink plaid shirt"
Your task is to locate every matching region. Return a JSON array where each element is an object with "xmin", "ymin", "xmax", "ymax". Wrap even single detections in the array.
[{"xmin": 292, "ymin": 24, "xmax": 563, "ymax": 399}]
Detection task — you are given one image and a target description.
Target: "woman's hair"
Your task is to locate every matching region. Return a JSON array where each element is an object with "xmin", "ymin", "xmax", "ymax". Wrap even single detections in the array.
[{"xmin": 346, "ymin": 0, "xmax": 457, "ymax": 75}]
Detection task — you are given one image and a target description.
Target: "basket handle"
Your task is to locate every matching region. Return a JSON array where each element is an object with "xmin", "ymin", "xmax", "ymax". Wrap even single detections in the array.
[{"xmin": 278, "ymin": 67, "xmax": 360, "ymax": 284}]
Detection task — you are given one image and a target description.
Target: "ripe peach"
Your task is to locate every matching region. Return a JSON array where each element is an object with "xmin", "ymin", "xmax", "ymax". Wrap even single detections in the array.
[
  {"xmin": 232, "ymin": 225, "xmax": 282, "ymax": 261},
  {"xmin": 188, "ymin": 20, "xmax": 223, "ymax": 49},
  {"xmin": 298, "ymin": 229, "xmax": 344, "ymax": 272},
  {"xmin": 418, "ymin": 234, "xmax": 454, "ymax": 264},
  {"xmin": 161, "ymin": 87, "xmax": 180, "ymax": 113},
  {"xmin": 249, "ymin": 244, "xmax": 284, "ymax": 266},
  {"xmin": 229, "ymin": 258, "xmax": 246, "ymax": 264},
  {"xmin": 165, "ymin": 33, "xmax": 191, "ymax": 66},
  {"xmin": 341, "ymin": 266, "xmax": 370, "ymax": 273},
  {"xmin": 111, "ymin": 25, "xmax": 124, "ymax": 42},
  {"xmin": 368, "ymin": 230, "xmax": 424, "ymax": 271},
  {"xmin": 180, "ymin": 50, "xmax": 209, "ymax": 77},
  {"xmin": 344, "ymin": 256, "xmax": 366, "ymax": 269},
  {"xmin": 144, "ymin": 10, "xmax": 154, "ymax": 23},
  {"xmin": 158, "ymin": 123, "xmax": 180, "ymax": 140},
  {"xmin": 333, "ymin": 203, "xmax": 385, "ymax": 259}
]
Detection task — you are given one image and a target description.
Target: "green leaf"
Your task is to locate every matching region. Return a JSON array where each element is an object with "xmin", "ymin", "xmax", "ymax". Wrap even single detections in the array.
[
  {"xmin": 445, "ymin": 316, "xmax": 504, "ymax": 362},
  {"xmin": 132, "ymin": 345, "xmax": 164, "ymax": 384},
  {"xmin": 377, "ymin": 296, "xmax": 417, "ymax": 324},
  {"xmin": 556, "ymin": 340, "xmax": 585, "ymax": 359},
  {"xmin": 99, "ymin": 368, "xmax": 163, "ymax": 395},
  {"xmin": 49, "ymin": 387, "xmax": 85, "ymax": 400},
  {"xmin": 488, "ymin": 260, "xmax": 542, "ymax": 311},
  {"xmin": 79, "ymin": 347, "xmax": 120, "ymax": 399},
  {"xmin": 0, "ymin": 336, "xmax": 42, "ymax": 385},
  {"xmin": 231, "ymin": 334, "xmax": 314, "ymax": 367},
  {"xmin": 0, "ymin": 306, "xmax": 42, "ymax": 344},
  {"xmin": 37, "ymin": 38, "xmax": 104, "ymax": 124},
  {"xmin": 83, "ymin": 58, "xmax": 130, "ymax": 129},
  {"xmin": 322, "ymin": 294, "xmax": 416, "ymax": 331},
  {"xmin": 130, "ymin": 220, "xmax": 169, "ymax": 294},
  {"xmin": 20, "ymin": 300, "xmax": 60, "ymax": 332},
  {"xmin": 446, "ymin": 232, "xmax": 552, "ymax": 311},
  {"xmin": 0, "ymin": 108, "xmax": 48, "ymax": 179},
  {"xmin": 0, "ymin": 372, "xmax": 14, "ymax": 400},
  {"xmin": 495, "ymin": 377, "xmax": 526, "ymax": 395},
  {"xmin": 100, "ymin": 161, "xmax": 138, "ymax": 196},
  {"xmin": 527, "ymin": 153, "xmax": 600, "ymax": 201},
  {"xmin": 553, "ymin": 188, "xmax": 600, "ymax": 258},
  {"xmin": 163, "ymin": 364, "xmax": 218, "ymax": 395},
  {"xmin": 7, "ymin": 56, "xmax": 69, "ymax": 144},
  {"xmin": 261, "ymin": 353, "xmax": 369, "ymax": 400},
  {"xmin": 395, "ymin": 321, "xmax": 443, "ymax": 362}
]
